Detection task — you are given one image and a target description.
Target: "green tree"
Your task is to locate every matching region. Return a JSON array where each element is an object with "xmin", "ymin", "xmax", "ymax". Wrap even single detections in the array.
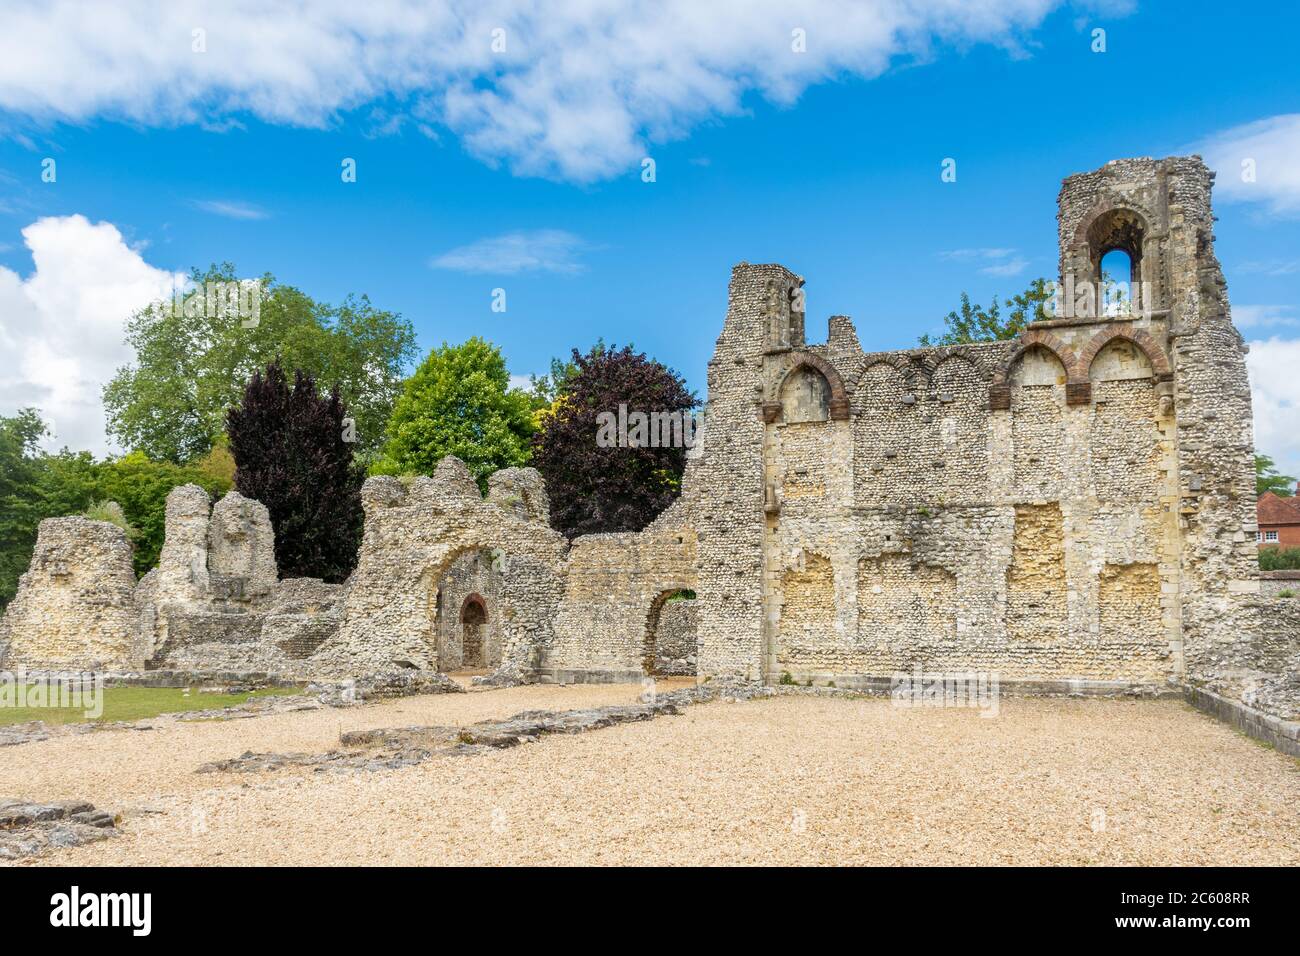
[
  {"xmin": 1256, "ymin": 454, "xmax": 1296, "ymax": 497},
  {"xmin": 0, "ymin": 410, "xmax": 52, "ymax": 607},
  {"xmin": 919, "ymin": 277, "xmax": 1053, "ymax": 346},
  {"xmin": 95, "ymin": 452, "xmax": 230, "ymax": 575},
  {"xmin": 103, "ymin": 263, "xmax": 416, "ymax": 462},
  {"xmin": 0, "ymin": 409, "xmax": 232, "ymax": 607},
  {"xmin": 373, "ymin": 337, "xmax": 535, "ymax": 487}
]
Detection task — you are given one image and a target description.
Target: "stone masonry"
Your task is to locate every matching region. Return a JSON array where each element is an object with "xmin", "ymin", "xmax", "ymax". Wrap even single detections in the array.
[{"xmin": 3, "ymin": 156, "xmax": 1298, "ymax": 723}]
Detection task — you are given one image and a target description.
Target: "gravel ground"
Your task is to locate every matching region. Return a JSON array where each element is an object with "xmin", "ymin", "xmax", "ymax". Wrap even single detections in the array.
[{"xmin": 3, "ymin": 686, "xmax": 1298, "ymax": 866}]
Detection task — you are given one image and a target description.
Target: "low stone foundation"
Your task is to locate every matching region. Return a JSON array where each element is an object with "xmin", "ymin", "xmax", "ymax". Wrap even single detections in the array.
[{"xmin": 1185, "ymin": 685, "xmax": 1300, "ymax": 758}]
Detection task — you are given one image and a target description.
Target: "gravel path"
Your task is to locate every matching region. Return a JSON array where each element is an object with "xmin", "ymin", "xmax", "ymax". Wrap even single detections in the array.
[{"xmin": 3, "ymin": 688, "xmax": 1298, "ymax": 866}]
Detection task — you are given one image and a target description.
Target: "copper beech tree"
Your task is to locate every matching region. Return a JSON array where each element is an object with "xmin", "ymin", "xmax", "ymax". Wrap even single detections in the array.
[
  {"xmin": 226, "ymin": 361, "xmax": 364, "ymax": 581},
  {"xmin": 531, "ymin": 344, "xmax": 696, "ymax": 538}
]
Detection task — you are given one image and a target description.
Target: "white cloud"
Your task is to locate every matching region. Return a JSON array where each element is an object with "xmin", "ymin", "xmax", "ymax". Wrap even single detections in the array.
[
  {"xmin": 192, "ymin": 199, "xmax": 269, "ymax": 220},
  {"xmin": 940, "ymin": 247, "xmax": 1029, "ymax": 277},
  {"xmin": 1248, "ymin": 336, "xmax": 1300, "ymax": 478},
  {"xmin": 1197, "ymin": 113, "xmax": 1300, "ymax": 218},
  {"xmin": 1237, "ymin": 258, "xmax": 1300, "ymax": 277},
  {"xmin": 0, "ymin": 0, "xmax": 1072, "ymax": 182},
  {"xmin": 0, "ymin": 215, "xmax": 182, "ymax": 455},
  {"xmin": 431, "ymin": 229, "xmax": 589, "ymax": 274},
  {"xmin": 508, "ymin": 374, "xmax": 534, "ymax": 392},
  {"xmin": 1234, "ymin": 305, "xmax": 1299, "ymax": 331},
  {"xmin": 980, "ymin": 255, "xmax": 1029, "ymax": 277}
]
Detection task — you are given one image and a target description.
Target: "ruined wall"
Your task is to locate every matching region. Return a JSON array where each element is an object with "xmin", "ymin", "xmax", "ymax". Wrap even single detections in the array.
[
  {"xmin": 752, "ymin": 157, "xmax": 1215, "ymax": 688},
  {"xmin": 139, "ymin": 487, "xmax": 280, "ymax": 671},
  {"xmin": 0, "ymin": 517, "xmax": 142, "ymax": 670},
  {"xmin": 652, "ymin": 598, "xmax": 697, "ymax": 675},
  {"xmin": 543, "ymin": 528, "xmax": 697, "ymax": 679},
  {"xmin": 2, "ymin": 155, "xmax": 1286, "ymax": 708},
  {"xmin": 324, "ymin": 459, "xmax": 567, "ymax": 678},
  {"xmin": 434, "ymin": 549, "xmax": 502, "ymax": 670}
]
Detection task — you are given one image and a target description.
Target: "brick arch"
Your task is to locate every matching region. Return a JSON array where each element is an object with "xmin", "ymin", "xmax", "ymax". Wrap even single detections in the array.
[
  {"xmin": 762, "ymin": 351, "xmax": 850, "ymax": 422},
  {"xmin": 989, "ymin": 330, "xmax": 1082, "ymax": 410},
  {"xmin": 1078, "ymin": 324, "xmax": 1172, "ymax": 380},
  {"xmin": 992, "ymin": 329, "xmax": 1082, "ymax": 385}
]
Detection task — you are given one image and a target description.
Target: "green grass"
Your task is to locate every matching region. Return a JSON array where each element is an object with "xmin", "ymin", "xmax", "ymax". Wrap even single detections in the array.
[{"xmin": 0, "ymin": 685, "xmax": 303, "ymax": 727}]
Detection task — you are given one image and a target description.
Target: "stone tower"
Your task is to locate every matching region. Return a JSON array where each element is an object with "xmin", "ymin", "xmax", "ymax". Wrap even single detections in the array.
[{"xmin": 1057, "ymin": 157, "xmax": 1258, "ymax": 677}]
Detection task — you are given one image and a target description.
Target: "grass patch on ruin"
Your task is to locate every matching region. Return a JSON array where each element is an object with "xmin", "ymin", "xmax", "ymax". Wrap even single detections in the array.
[{"xmin": 0, "ymin": 685, "xmax": 304, "ymax": 727}]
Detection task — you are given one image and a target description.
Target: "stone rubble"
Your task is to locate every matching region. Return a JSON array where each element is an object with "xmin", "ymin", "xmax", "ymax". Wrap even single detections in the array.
[
  {"xmin": 195, "ymin": 678, "xmax": 768, "ymax": 775},
  {"xmin": 0, "ymin": 796, "xmax": 120, "ymax": 860}
]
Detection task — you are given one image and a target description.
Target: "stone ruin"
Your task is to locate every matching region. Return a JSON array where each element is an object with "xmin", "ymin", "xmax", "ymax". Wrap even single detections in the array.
[{"xmin": 3, "ymin": 156, "xmax": 1299, "ymax": 738}]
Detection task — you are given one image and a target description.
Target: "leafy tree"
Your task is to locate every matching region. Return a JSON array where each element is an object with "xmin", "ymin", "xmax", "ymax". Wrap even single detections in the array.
[
  {"xmin": 1256, "ymin": 454, "xmax": 1296, "ymax": 497},
  {"xmin": 0, "ymin": 408, "xmax": 233, "ymax": 602},
  {"xmin": 0, "ymin": 410, "xmax": 53, "ymax": 607},
  {"xmin": 525, "ymin": 340, "xmax": 606, "ymax": 430},
  {"xmin": 531, "ymin": 343, "xmax": 696, "ymax": 538},
  {"xmin": 104, "ymin": 263, "xmax": 416, "ymax": 462},
  {"xmin": 95, "ymin": 451, "xmax": 229, "ymax": 574},
  {"xmin": 226, "ymin": 361, "xmax": 364, "ymax": 582},
  {"xmin": 373, "ymin": 337, "xmax": 535, "ymax": 487},
  {"xmin": 919, "ymin": 277, "xmax": 1053, "ymax": 346},
  {"xmin": 1260, "ymin": 547, "xmax": 1300, "ymax": 571}
]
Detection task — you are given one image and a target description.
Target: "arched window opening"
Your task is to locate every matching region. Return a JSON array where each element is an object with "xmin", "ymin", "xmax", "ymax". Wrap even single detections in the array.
[
  {"xmin": 1099, "ymin": 248, "xmax": 1134, "ymax": 316},
  {"xmin": 780, "ymin": 366, "xmax": 831, "ymax": 423}
]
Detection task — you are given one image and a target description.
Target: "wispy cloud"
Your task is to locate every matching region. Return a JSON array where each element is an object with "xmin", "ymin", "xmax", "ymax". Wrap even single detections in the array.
[
  {"xmin": 1235, "ymin": 305, "xmax": 1300, "ymax": 330},
  {"xmin": 980, "ymin": 256, "xmax": 1029, "ymax": 277},
  {"xmin": 0, "ymin": 1, "xmax": 1092, "ymax": 183},
  {"xmin": 1237, "ymin": 258, "xmax": 1300, "ymax": 277},
  {"xmin": 1196, "ymin": 113, "xmax": 1300, "ymax": 218},
  {"xmin": 940, "ymin": 247, "xmax": 1029, "ymax": 277},
  {"xmin": 192, "ymin": 199, "xmax": 269, "ymax": 221},
  {"xmin": 431, "ymin": 229, "xmax": 589, "ymax": 275}
]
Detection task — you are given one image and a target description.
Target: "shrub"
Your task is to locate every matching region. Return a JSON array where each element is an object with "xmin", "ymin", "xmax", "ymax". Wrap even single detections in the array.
[{"xmin": 1260, "ymin": 546, "xmax": 1300, "ymax": 571}]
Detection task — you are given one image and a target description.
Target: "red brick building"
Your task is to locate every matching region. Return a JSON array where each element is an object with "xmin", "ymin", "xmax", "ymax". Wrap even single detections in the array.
[{"xmin": 1257, "ymin": 485, "xmax": 1300, "ymax": 547}]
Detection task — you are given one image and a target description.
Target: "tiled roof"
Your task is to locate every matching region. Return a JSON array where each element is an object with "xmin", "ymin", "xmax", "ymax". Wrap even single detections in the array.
[{"xmin": 1257, "ymin": 492, "xmax": 1300, "ymax": 525}]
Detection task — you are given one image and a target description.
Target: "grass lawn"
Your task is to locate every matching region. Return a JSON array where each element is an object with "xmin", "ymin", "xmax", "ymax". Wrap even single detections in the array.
[{"xmin": 0, "ymin": 685, "xmax": 304, "ymax": 727}]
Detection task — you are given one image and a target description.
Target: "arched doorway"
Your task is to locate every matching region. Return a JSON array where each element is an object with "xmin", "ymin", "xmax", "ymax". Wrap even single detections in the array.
[
  {"xmin": 642, "ymin": 589, "xmax": 698, "ymax": 676},
  {"xmin": 460, "ymin": 594, "xmax": 488, "ymax": 668}
]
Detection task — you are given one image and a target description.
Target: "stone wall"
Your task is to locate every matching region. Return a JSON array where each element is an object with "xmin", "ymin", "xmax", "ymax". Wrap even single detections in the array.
[
  {"xmin": 542, "ymin": 528, "xmax": 697, "ymax": 680},
  {"xmin": 433, "ymin": 549, "xmax": 502, "ymax": 670},
  {"xmin": 652, "ymin": 598, "xmax": 697, "ymax": 675},
  {"xmin": 3, "ymin": 155, "xmax": 1296, "ymax": 726},
  {"xmin": 1260, "ymin": 571, "xmax": 1300, "ymax": 599},
  {"xmin": 0, "ymin": 517, "xmax": 141, "ymax": 670},
  {"xmin": 321, "ymin": 460, "xmax": 568, "ymax": 678}
]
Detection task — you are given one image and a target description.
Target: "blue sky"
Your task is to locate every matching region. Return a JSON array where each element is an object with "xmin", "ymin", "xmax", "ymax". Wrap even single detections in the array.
[{"xmin": 1, "ymin": 0, "xmax": 1297, "ymax": 473}]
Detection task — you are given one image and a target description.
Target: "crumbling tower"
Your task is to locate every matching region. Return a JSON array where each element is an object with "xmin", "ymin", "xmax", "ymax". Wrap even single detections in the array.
[{"xmin": 1057, "ymin": 157, "xmax": 1258, "ymax": 677}]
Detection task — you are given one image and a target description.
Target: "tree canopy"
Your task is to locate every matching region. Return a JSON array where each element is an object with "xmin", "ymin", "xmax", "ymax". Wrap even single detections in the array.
[
  {"xmin": 372, "ymin": 337, "xmax": 535, "ymax": 488},
  {"xmin": 226, "ymin": 362, "xmax": 365, "ymax": 582},
  {"xmin": 1256, "ymin": 454, "xmax": 1296, "ymax": 497},
  {"xmin": 103, "ymin": 263, "xmax": 416, "ymax": 463},
  {"xmin": 530, "ymin": 343, "xmax": 696, "ymax": 538},
  {"xmin": 919, "ymin": 277, "xmax": 1054, "ymax": 346}
]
